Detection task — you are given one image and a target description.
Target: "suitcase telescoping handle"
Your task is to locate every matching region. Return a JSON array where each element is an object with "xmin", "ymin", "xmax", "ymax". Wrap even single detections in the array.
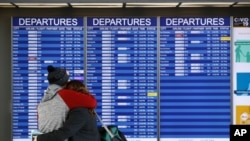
[{"xmin": 95, "ymin": 111, "xmax": 115, "ymax": 138}]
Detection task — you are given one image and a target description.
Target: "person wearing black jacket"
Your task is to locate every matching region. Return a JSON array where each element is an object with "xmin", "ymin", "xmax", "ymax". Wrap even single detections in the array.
[{"xmin": 34, "ymin": 107, "xmax": 100, "ymax": 141}]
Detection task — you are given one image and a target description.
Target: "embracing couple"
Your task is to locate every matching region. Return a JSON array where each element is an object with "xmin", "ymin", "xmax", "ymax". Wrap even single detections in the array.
[{"xmin": 33, "ymin": 65, "xmax": 100, "ymax": 141}]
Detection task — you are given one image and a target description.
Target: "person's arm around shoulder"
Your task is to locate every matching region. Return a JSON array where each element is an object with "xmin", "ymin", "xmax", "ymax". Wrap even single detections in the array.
[
  {"xmin": 36, "ymin": 107, "xmax": 89, "ymax": 141},
  {"xmin": 58, "ymin": 89, "xmax": 97, "ymax": 109}
]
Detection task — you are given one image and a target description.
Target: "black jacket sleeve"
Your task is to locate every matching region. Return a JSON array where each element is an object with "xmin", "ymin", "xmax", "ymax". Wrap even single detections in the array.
[{"xmin": 37, "ymin": 107, "xmax": 88, "ymax": 141}]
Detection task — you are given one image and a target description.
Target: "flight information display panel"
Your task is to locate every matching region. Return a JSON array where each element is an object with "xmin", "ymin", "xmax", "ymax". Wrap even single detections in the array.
[
  {"xmin": 160, "ymin": 17, "xmax": 231, "ymax": 141},
  {"xmin": 86, "ymin": 17, "xmax": 158, "ymax": 141},
  {"xmin": 12, "ymin": 16, "xmax": 233, "ymax": 141},
  {"xmin": 12, "ymin": 17, "xmax": 84, "ymax": 141}
]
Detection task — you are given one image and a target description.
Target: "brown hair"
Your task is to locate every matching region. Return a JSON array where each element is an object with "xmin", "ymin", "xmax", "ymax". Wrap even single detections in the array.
[
  {"xmin": 64, "ymin": 80, "xmax": 95, "ymax": 115},
  {"xmin": 64, "ymin": 80, "xmax": 90, "ymax": 94}
]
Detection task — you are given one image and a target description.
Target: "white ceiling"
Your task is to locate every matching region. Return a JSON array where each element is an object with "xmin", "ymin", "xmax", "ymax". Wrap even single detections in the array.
[{"xmin": 0, "ymin": 2, "xmax": 250, "ymax": 8}]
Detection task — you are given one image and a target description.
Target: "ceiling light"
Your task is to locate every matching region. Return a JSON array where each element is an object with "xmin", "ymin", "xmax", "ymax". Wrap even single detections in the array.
[
  {"xmin": 14, "ymin": 3, "xmax": 68, "ymax": 8},
  {"xmin": 71, "ymin": 3, "xmax": 123, "ymax": 8},
  {"xmin": 0, "ymin": 3, "xmax": 15, "ymax": 8},
  {"xmin": 126, "ymin": 3, "xmax": 178, "ymax": 8},
  {"xmin": 180, "ymin": 2, "xmax": 234, "ymax": 7},
  {"xmin": 233, "ymin": 2, "xmax": 250, "ymax": 7}
]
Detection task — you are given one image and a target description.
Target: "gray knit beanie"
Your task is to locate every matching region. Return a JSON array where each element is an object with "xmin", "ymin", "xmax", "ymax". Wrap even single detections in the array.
[{"xmin": 47, "ymin": 65, "xmax": 69, "ymax": 86}]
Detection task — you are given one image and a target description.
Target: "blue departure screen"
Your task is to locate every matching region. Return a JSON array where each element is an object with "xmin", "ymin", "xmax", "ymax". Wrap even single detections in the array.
[
  {"xmin": 86, "ymin": 17, "xmax": 158, "ymax": 141},
  {"xmin": 160, "ymin": 17, "xmax": 231, "ymax": 141},
  {"xmin": 12, "ymin": 17, "xmax": 84, "ymax": 141}
]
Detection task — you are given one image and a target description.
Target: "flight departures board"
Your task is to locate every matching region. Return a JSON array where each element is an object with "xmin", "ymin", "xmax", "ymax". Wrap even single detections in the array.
[
  {"xmin": 12, "ymin": 17, "xmax": 231, "ymax": 141},
  {"xmin": 159, "ymin": 17, "xmax": 231, "ymax": 141},
  {"xmin": 12, "ymin": 17, "xmax": 84, "ymax": 141},
  {"xmin": 86, "ymin": 17, "xmax": 158, "ymax": 141}
]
